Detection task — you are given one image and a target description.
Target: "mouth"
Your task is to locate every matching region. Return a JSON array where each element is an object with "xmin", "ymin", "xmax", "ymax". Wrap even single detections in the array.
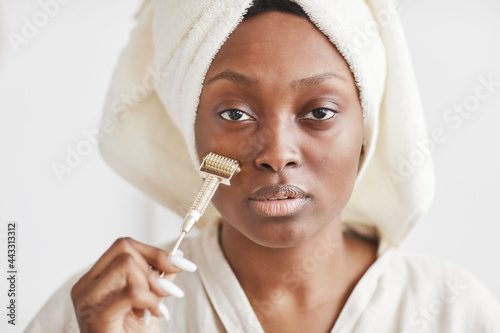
[{"xmin": 249, "ymin": 185, "xmax": 308, "ymax": 217}]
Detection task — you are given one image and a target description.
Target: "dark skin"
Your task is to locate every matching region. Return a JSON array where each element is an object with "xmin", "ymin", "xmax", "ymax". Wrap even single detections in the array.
[
  {"xmin": 70, "ymin": 10, "xmax": 378, "ymax": 333},
  {"xmin": 196, "ymin": 11, "xmax": 378, "ymax": 333}
]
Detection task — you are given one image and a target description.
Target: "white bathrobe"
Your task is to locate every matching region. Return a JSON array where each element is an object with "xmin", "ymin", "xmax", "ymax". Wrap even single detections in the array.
[{"xmin": 26, "ymin": 222, "xmax": 500, "ymax": 332}]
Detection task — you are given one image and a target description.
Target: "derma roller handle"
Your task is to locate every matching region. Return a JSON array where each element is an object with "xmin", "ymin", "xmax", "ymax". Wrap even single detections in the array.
[{"xmin": 162, "ymin": 153, "xmax": 241, "ymax": 276}]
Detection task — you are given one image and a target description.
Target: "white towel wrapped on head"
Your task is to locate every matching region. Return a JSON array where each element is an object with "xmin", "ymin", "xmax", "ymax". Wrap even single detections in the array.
[{"xmin": 99, "ymin": 0, "xmax": 434, "ymax": 249}]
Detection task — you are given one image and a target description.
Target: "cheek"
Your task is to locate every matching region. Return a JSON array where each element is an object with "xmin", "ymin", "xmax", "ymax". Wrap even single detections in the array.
[
  {"xmin": 195, "ymin": 126, "xmax": 246, "ymax": 171},
  {"xmin": 308, "ymin": 123, "xmax": 363, "ymax": 200},
  {"xmin": 194, "ymin": 106, "xmax": 225, "ymax": 161},
  {"xmin": 195, "ymin": 107, "xmax": 256, "ymax": 166},
  {"xmin": 194, "ymin": 118, "xmax": 247, "ymax": 223},
  {"xmin": 209, "ymin": 184, "xmax": 248, "ymax": 232}
]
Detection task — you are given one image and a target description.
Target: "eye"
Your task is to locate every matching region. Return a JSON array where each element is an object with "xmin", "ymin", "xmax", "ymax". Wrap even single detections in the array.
[
  {"xmin": 303, "ymin": 108, "xmax": 337, "ymax": 120},
  {"xmin": 219, "ymin": 109, "xmax": 251, "ymax": 121}
]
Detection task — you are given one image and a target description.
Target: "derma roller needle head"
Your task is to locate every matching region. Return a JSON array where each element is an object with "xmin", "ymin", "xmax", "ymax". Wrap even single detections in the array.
[
  {"xmin": 198, "ymin": 152, "xmax": 241, "ymax": 186},
  {"xmin": 169, "ymin": 153, "xmax": 241, "ymax": 257}
]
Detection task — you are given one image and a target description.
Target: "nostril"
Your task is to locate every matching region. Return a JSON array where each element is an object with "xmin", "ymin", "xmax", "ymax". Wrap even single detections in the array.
[
  {"xmin": 254, "ymin": 138, "xmax": 302, "ymax": 172},
  {"xmin": 258, "ymin": 160, "xmax": 297, "ymax": 173},
  {"xmin": 260, "ymin": 162, "xmax": 274, "ymax": 170},
  {"xmin": 279, "ymin": 161, "xmax": 297, "ymax": 172}
]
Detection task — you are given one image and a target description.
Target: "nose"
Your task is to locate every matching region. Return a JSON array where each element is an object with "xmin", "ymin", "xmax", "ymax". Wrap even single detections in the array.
[{"xmin": 254, "ymin": 119, "xmax": 302, "ymax": 172}]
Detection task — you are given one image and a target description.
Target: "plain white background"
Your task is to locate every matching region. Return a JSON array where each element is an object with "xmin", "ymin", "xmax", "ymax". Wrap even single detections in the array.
[{"xmin": 0, "ymin": 0, "xmax": 499, "ymax": 331}]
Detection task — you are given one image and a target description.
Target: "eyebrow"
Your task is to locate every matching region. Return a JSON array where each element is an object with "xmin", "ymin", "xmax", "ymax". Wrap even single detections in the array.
[
  {"xmin": 291, "ymin": 72, "xmax": 348, "ymax": 90},
  {"xmin": 205, "ymin": 70, "xmax": 258, "ymax": 87},
  {"xmin": 205, "ymin": 70, "xmax": 348, "ymax": 89}
]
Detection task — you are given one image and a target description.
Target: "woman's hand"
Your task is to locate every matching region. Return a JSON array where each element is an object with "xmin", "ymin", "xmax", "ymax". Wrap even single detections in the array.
[{"xmin": 70, "ymin": 237, "xmax": 197, "ymax": 333}]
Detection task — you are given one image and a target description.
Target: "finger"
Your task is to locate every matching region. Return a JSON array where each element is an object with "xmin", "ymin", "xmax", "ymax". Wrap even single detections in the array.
[
  {"xmin": 74, "ymin": 238, "xmax": 183, "ymax": 297},
  {"xmin": 75, "ymin": 253, "xmax": 152, "ymax": 308},
  {"xmin": 169, "ymin": 255, "xmax": 197, "ymax": 273},
  {"xmin": 97, "ymin": 284, "xmax": 165, "ymax": 323},
  {"xmin": 125, "ymin": 238, "xmax": 188, "ymax": 274},
  {"xmin": 78, "ymin": 252, "xmax": 184, "ymax": 306},
  {"xmin": 73, "ymin": 238, "xmax": 148, "ymax": 298},
  {"xmin": 159, "ymin": 250, "xmax": 197, "ymax": 284},
  {"xmin": 94, "ymin": 238, "xmax": 182, "ymax": 279},
  {"xmin": 74, "ymin": 281, "xmax": 164, "ymax": 330},
  {"xmin": 156, "ymin": 277, "xmax": 184, "ymax": 298}
]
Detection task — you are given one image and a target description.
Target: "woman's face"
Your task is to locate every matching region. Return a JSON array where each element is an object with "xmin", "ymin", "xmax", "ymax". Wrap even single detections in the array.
[{"xmin": 195, "ymin": 12, "xmax": 363, "ymax": 248}]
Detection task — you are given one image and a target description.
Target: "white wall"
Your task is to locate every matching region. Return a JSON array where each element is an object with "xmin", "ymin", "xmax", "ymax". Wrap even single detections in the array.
[
  {"xmin": 0, "ymin": 1, "xmax": 181, "ymax": 332},
  {"xmin": 398, "ymin": 0, "xmax": 500, "ymax": 299},
  {"xmin": 0, "ymin": 0, "xmax": 498, "ymax": 332}
]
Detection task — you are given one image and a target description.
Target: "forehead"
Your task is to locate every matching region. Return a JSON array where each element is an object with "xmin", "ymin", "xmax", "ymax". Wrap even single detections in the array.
[{"xmin": 206, "ymin": 11, "xmax": 354, "ymax": 84}]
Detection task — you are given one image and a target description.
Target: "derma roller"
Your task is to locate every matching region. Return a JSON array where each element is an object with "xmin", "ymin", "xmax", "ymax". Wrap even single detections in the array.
[{"xmin": 161, "ymin": 153, "xmax": 241, "ymax": 277}]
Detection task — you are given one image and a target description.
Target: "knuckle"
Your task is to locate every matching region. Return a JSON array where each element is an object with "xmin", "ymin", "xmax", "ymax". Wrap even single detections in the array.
[
  {"xmin": 70, "ymin": 284, "xmax": 79, "ymax": 303},
  {"xmin": 70, "ymin": 274, "xmax": 88, "ymax": 302},
  {"xmin": 152, "ymin": 248, "xmax": 170, "ymax": 268},
  {"xmin": 113, "ymin": 237, "xmax": 133, "ymax": 251},
  {"xmin": 125, "ymin": 284, "xmax": 141, "ymax": 301},
  {"xmin": 148, "ymin": 266, "xmax": 161, "ymax": 281},
  {"xmin": 117, "ymin": 252, "xmax": 136, "ymax": 270}
]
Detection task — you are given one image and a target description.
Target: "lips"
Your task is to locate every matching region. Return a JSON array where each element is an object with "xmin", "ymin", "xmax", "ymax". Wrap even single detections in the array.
[{"xmin": 249, "ymin": 185, "xmax": 308, "ymax": 217}]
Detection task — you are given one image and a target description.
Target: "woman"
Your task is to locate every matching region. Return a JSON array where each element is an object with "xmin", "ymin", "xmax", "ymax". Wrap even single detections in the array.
[{"xmin": 27, "ymin": 0, "xmax": 500, "ymax": 332}]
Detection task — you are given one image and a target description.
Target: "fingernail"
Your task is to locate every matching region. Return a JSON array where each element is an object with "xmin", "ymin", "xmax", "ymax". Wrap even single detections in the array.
[
  {"xmin": 157, "ymin": 278, "xmax": 185, "ymax": 298},
  {"xmin": 173, "ymin": 249, "xmax": 184, "ymax": 258},
  {"xmin": 143, "ymin": 309, "xmax": 151, "ymax": 326},
  {"xmin": 169, "ymin": 256, "xmax": 197, "ymax": 272},
  {"xmin": 159, "ymin": 303, "xmax": 170, "ymax": 321}
]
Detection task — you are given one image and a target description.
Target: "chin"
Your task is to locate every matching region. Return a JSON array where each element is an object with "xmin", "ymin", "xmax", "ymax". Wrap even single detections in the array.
[
  {"xmin": 217, "ymin": 198, "xmax": 339, "ymax": 249},
  {"xmin": 241, "ymin": 216, "xmax": 319, "ymax": 249}
]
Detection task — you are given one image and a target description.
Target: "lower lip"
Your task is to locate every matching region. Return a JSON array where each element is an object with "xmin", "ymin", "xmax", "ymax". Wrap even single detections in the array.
[{"xmin": 249, "ymin": 198, "xmax": 307, "ymax": 217}]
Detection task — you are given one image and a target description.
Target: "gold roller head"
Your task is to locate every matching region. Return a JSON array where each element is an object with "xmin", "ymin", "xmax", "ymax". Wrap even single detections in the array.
[{"xmin": 199, "ymin": 152, "xmax": 241, "ymax": 185}]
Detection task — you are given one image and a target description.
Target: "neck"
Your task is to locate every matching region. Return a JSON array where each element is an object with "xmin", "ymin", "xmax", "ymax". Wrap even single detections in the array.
[{"xmin": 220, "ymin": 217, "xmax": 357, "ymax": 305}]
